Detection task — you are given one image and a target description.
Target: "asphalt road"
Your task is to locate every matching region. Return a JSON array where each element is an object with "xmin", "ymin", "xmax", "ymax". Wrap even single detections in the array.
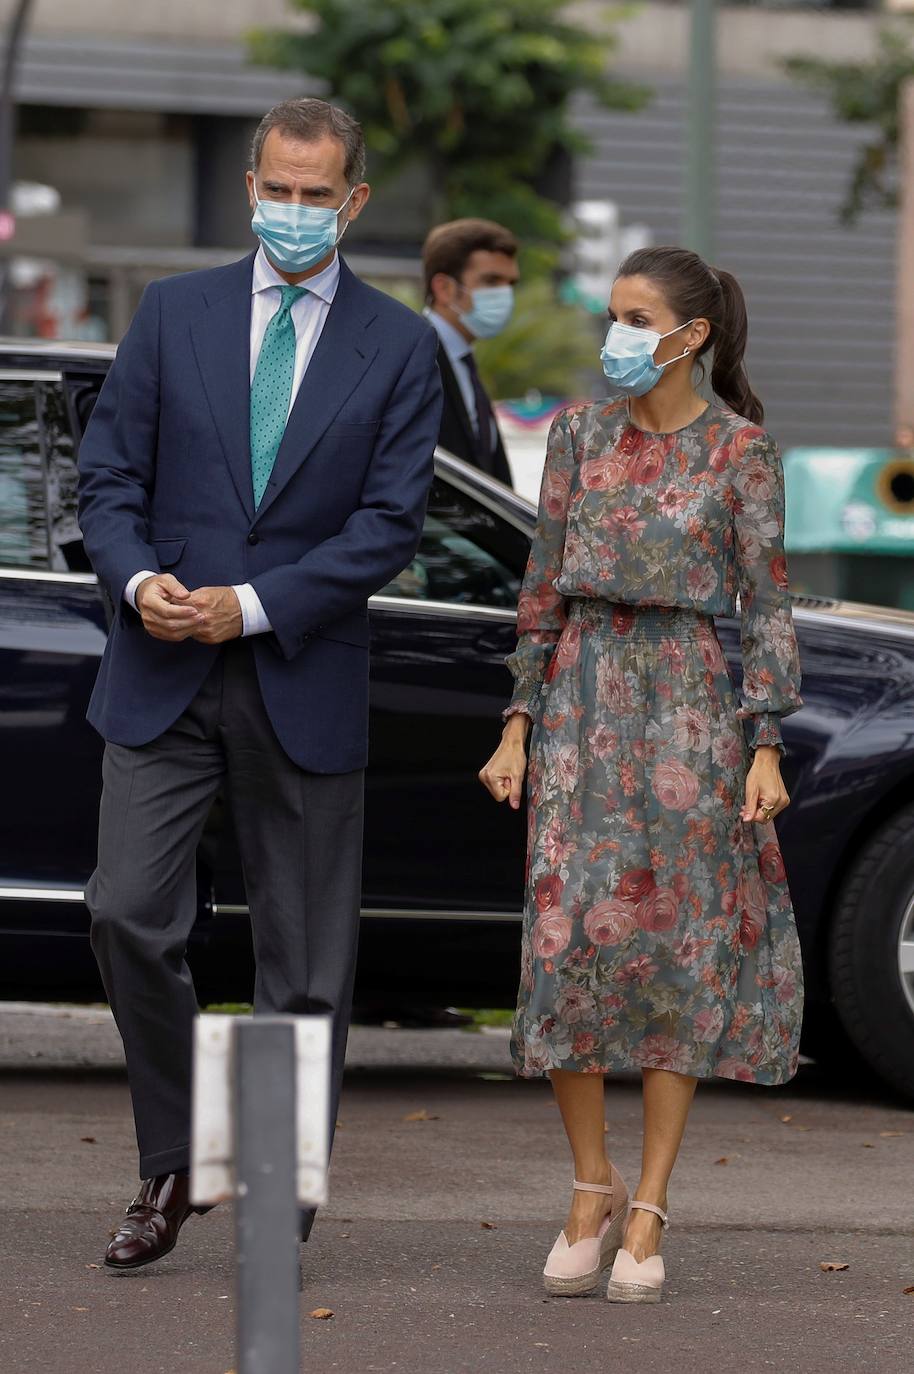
[{"xmin": 1, "ymin": 1004, "xmax": 912, "ymax": 1374}]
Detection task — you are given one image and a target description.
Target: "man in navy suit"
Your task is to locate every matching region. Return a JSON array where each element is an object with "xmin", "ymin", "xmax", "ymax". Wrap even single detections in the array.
[{"xmin": 77, "ymin": 97, "xmax": 442, "ymax": 1270}]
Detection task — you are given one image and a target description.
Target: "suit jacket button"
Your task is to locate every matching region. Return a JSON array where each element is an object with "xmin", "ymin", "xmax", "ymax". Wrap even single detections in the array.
[{"xmin": 247, "ymin": 532, "xmax": 260, "ymax": 546}]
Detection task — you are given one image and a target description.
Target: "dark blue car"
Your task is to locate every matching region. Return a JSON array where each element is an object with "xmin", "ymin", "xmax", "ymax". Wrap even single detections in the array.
[{"xmin": 2, "ymin": 341, "xmax": 913, "ymax": 1101}]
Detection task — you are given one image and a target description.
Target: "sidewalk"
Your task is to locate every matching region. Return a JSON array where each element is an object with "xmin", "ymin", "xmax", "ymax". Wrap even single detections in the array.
[{"xmin": 1, "ymin": 1004, "xmax": 911, "ymax": 1374}]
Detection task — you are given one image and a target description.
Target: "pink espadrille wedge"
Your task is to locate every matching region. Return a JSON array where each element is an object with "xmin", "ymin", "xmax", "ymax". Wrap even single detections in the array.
[
  {"xmin": 542, "ymin": 1165, "xmax": 629, "ymax": 1297},
  {"xmin": 605, "ymin": 1200, "xmax": 669, "ymax": 1304}
]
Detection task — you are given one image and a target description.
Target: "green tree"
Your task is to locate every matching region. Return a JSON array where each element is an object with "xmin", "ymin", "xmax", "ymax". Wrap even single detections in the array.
[
  {"xmin": 785, "ymin": 22, "xmax": 914, "ymax": 223},
  {"xmin": 249, "ymin": 0, "xmax": 648, "ymax": 251}
]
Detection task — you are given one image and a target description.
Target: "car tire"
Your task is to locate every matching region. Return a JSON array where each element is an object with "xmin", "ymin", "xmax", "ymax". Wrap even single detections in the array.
[{"xmin": 828, "ymin": 805, "xmax": 914, "ymax": 1101}]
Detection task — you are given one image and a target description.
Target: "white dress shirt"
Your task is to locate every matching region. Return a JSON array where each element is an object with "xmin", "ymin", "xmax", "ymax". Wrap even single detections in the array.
[{"xmin": 125, "ymin": 247, "xmax": 342, "ymax": 636}]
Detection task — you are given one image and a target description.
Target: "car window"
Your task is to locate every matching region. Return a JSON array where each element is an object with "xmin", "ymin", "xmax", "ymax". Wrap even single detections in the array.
[
  {"xmin": 40, "ymin": 382, "xmax": 89, "ymax": 572},
  {"xmin": 381, "ymin": 477, "xmax": 528, "ymax": 608},
  {"xmin": 0, "ymin": 381, "xmax": 47, "ymax": 569}
]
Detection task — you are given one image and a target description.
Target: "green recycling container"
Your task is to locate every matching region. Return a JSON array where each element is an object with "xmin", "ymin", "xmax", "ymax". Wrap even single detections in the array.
[{"xmin": 783, "ymin": 446, "xmax": 914, "ymax": 610}]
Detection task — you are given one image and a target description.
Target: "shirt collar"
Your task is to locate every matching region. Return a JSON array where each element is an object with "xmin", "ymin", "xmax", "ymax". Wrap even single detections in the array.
[
  {"xmin": 252, "ymin": 245, "xmax": 341, "ymax": 304},
  {"xmin": 426, "ymin": 307, "xmax": 474, "ymax": 364}
]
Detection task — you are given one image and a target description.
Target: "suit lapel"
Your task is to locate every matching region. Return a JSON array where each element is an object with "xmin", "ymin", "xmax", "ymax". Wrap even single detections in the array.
[
  {"xmin": 190, "ymin": 252, "xmax": 256, "ymax": 521},
  {"xmin": 252, "ymin": 257, "xmax": 379, "ymax": 524}
]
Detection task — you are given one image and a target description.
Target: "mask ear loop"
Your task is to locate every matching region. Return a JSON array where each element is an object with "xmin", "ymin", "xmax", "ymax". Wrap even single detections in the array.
[
  {"xmin": 334, "ymin": 184, "xmax": 358, "ymax": 247},
  {"xmin": 657, "ymin": 345, "xmax": 692, "ymax": 371},
  {"xmin": 655, "ymin": 318, "xmax": 698, "ymax": 371}
]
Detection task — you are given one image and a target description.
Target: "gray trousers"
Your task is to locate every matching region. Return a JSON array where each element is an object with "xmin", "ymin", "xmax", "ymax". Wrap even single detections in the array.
[{"xmin": 86, "ymin": 641, "xmax": 364, "ymax": 1238}]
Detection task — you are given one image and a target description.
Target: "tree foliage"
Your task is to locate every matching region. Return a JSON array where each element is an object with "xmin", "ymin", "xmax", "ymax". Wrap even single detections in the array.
[
  {"xmin": 249, "ymin": 0, "xmax": 648, "ymax": 247},
  {"xmin": 785, "ymin": 22, "xmax": 914, "ymax": 223}
]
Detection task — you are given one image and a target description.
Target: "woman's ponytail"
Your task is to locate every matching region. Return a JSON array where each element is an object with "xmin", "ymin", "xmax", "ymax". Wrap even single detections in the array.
[{"xmin": 710, "ymin": 269, "xmax": 764, "ymax": 426}]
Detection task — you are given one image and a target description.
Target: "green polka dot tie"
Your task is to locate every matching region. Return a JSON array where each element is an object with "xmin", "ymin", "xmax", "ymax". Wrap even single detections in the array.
[{"xmin": 250, "ymin": 284, "xmax": 306, "ymax": 508}]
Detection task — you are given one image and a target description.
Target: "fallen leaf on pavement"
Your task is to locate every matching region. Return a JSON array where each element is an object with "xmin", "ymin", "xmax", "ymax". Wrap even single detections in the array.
[
  {"xmin": 309, "ymin": 1308, "xmax": 334, "ymax": 1320},
  {"xmin": 480, "ymin": 1221, "xmax": 497, "ymax": 1230},
  {"xmin": 80, "ymin": 1136, "xmax": 96, "ymax": 1144},
  {"xmin": 862, "ymin": 1142, "xmax": 875, "ymax": 1148},
  {"xmin": 879, "ymin": 1131, "xmax": 904, "ymax": 1138},
  {"xmin": 714, "ymin": 1157, "xmax": 729, "ymax": 1165},
  {"xmin": 819, "ymin": 1262, "xmax": 849, "ymax": 1272},
  {"xmin": 780, "ymin": 1114, "xmax": 792, "ymax": 1123},
  {"xmin": 85, "ymin": 1264, "xmax": 100, "ymax": 1270},
  {"xmin": 70, "ymin": 1306, "xmax": 89, "ymax": 1311},
  {"xmin": 903, "ymin": 1286, "xmax": 914, "ymax": 1295},
  {"xmin": 403, "ymin": 1109, "xmax": 440, "ymax": 1122}
]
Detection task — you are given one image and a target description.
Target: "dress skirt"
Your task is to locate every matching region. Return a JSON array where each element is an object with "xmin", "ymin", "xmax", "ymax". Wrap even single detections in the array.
[{"xmin": 512, "ymin": 599, "xmax": 804, "ymax": 1084}]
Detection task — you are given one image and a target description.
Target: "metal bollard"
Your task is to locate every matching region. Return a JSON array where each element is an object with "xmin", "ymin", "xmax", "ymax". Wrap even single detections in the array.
[
  {"xmin": 234, "ymin": 1021, "xmax": 300, "ymax": 1374},
  {"xmin": 191, "ymin": 1013, "xmax": 331, "ymax": 1374}
]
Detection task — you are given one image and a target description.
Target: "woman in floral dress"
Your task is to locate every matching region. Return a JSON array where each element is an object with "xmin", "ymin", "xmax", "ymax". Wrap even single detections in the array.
[{"xmin": 479, "ymin": 247, "xmax": 803, "ymax": 1304}]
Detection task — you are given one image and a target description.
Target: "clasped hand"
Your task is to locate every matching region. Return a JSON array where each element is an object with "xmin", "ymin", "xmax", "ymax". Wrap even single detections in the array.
[{"xmin": 135, "ymin": 574, "xmax": 242, "ymax": 645}]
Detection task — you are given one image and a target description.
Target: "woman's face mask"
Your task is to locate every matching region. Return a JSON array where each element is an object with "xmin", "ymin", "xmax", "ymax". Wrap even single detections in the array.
[
  {"xmin": 600, "ymin": 319, "xmax": 695, "ymax": 397},
  {"xmin": 251, "ymin": 183, "xmax": 356, "ymax": 274}
]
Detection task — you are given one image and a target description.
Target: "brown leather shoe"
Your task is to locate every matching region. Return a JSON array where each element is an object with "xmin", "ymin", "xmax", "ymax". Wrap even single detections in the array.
[{"xmin": 104, "ymin": 1173, "xmax": 213, "ymax": 1271}]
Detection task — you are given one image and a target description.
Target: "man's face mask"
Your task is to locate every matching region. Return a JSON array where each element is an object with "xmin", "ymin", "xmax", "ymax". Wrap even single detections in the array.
[{"xmin": 251, "ymin": 183, "xmax": 356, "ymax": 273}]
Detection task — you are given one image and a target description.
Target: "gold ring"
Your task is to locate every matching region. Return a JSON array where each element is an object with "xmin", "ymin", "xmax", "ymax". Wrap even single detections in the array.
[{"xmin": 760, "ymin": 804, "xmax": 774, "ymax": 819}]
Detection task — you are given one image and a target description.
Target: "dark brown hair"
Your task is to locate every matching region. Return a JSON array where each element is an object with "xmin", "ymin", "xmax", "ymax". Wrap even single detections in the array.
[
  {"xmin": 615, "ymin": 246, "xmax": 763, "ymax": 425},
  {"xmin": 251, "ymin": 98, "xmax": 366, "ymax": 186},
  {"xmin": 422, "ymin": 219, "xmax": 519, "ymax": 300}
]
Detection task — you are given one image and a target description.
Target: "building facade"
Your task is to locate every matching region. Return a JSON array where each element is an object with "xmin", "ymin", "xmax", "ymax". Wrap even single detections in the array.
[{"xmin": 6, "ymin": 0, "xmax": 897, "ymax": 448}]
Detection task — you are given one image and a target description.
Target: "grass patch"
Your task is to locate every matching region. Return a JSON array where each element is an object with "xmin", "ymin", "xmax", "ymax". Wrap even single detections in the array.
[
  {"xmin": 202, "ymin": 1002, "xmax": 253, "ymax": 1015},
  {"xmin": 456, "ymin": 1007, "xmax": 514, "ymax": 1031}
]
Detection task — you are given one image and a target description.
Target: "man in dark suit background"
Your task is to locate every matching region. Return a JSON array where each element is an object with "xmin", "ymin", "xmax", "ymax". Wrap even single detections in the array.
[
  {"xmin": 422, "ymin": 219, "xmax": 520, "ymax": 488},
  {"xmin": 77, "ymin": 97, "xmax": 442, "ymax": 1271}
]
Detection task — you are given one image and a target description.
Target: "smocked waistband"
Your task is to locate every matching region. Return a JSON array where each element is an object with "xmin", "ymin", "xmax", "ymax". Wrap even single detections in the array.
[{"xmin": 567, "ymin": 598, "xmax": 715, "ymax": 641}]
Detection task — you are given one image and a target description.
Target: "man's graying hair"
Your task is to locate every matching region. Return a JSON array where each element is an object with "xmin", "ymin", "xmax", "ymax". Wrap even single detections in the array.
[{"xmin": 250, "ymin": 98, "xmax": 366, "ymax": 186}]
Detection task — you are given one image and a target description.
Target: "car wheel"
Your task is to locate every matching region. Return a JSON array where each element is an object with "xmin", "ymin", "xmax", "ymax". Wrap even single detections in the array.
[{"xmin": 829, "ymin": 804, "xmax": 914, "ymax": 1101}]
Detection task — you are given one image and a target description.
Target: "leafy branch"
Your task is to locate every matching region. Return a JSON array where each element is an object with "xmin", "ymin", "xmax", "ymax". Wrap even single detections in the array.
[{"xmin": 785, "ymin": 22, "xmax": 914, "ymax": 223}]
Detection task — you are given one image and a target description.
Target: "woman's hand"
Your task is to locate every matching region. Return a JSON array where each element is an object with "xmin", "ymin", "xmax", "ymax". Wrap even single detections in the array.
[
  {"xmin": 479, "ymin": 713, "xmax": 530, "ymax": 809},
  {"xmin": 741, "ymin": 745, "xmax": 789, "ymax": 824}
]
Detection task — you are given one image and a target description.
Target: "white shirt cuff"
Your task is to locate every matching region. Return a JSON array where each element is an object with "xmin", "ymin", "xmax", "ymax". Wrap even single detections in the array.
[
  {"xmin": 124, "ymin": 570, "xmax": 157, "ymax": 610},
  {"xmin": 232, "ymin": 582, "xmax": 272, "ymax": 636}
]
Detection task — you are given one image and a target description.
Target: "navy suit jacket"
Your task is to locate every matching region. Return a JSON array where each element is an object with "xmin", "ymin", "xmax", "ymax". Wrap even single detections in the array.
[{"xmin": 77, "ymin": 251, "xmax": 443, "ymax": 773}]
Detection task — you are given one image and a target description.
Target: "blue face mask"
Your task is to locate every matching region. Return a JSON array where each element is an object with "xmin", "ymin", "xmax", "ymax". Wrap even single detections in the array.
[
  {"xmin": 458, "ymin": 285, "xmax": 515, "ymax": 340},
  {"xmin": 251, "ymin": 184, "xmax": 356, "ymax": 274},
  {"xmin": 600, "ymin": 319, "xmax": 694, "ymax": 396}
]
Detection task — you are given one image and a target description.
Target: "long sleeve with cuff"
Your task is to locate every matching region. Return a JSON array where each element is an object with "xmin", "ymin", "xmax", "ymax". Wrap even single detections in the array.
[
  {"xmin": 731, "ymin": 433, "xmax": 803, "ymax": 755},
  {"xmin": 503, "ymin": 410, "xmax": 575, "ymax": 724}
]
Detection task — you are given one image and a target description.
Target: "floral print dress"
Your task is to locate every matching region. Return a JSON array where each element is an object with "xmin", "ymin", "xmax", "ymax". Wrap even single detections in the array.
[{"xmin": 505, "ymin": 398, "xmax": 804, "ymax": 1084}]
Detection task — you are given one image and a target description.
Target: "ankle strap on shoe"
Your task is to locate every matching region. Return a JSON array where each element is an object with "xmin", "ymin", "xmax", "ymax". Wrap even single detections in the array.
[
  {"xmin": 572, "ymin": 1179, "xmax": 614, "ymax": 1196},
  {"xmin": 630, "ymin": 1200, "xmax": 669, "ymax": 1227}
]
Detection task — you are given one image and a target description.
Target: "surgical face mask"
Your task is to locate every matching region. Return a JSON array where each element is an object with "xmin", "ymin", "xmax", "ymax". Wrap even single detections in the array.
[
  {"xmin": 457, "ymin": 284, "xmax": 515, "ymax": 339},
  {"xmin": 251, "ymin": 183, "xmax": 356, "ymax": 274},
  {"xmin": 600, "ymin": 319, "xmax": 695, "ymax": 396}
]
